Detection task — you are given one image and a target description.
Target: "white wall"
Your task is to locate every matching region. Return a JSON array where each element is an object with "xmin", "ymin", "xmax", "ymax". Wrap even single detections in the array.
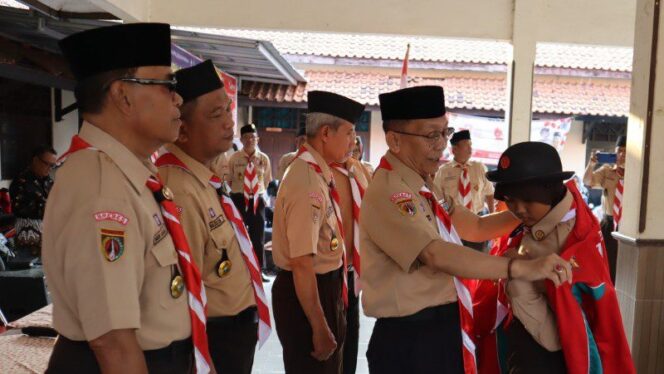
[
  {"xmin": 368, "ymin": 109, "xmax": 387, "ymax": 167},
  {"xmin": 558, "ymin": 119, "xmax": 587, "ymax": 180}
]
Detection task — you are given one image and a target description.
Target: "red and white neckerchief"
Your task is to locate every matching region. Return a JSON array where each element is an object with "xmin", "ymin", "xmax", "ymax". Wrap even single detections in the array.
[
  {"xmin": 377, "ymin": 155, "xmax": 476, "ymax": 374},
  {"xmin": 331, "ymin": 162, "xmax": 366, "ymax": 296},
  {"xmin": 61, "ymin": 136, "xmax": 212, "ymax": 374},
  {"xmin": 243, "ymin": 153, "xmax": 260, "ymax": 214},
  {"xmin": 156, "ymin": 152, "xmax": 272, "ymax": 348},
  {"xmin": 457, "ymin": 163, "xmax": 472, "ymax": 210},
  {"xmin": 296, "ymin": 146, "xmax": 348, "ymax": 308},
  {"xmin": 613, "ymin": 176, "xmax": 624, "ymax": 231}
]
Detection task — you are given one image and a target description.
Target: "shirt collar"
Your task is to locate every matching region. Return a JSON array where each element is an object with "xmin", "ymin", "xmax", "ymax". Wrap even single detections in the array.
[
  {"xmin": 79, "ymin": 122, "xmax": 155, "ymax": 194},
  {"xmin": 384, "ymin": 152, "xmax": 427, "ymax": 193},
  {"xmin": 303, "ymin": 143, "xmax": 334, "ymax": 185},
  {"xmin": 530, "ymin": 190, "xmax": 573, "ymax": 241},
  {"xmin": 165, "ymin": 144, "xmax": 215, "ymax": 188}
]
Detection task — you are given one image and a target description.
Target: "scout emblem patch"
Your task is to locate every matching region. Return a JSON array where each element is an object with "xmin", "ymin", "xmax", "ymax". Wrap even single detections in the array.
[
  {"xmin": 100, "ymin": 229, "xmax": 125, "ymax": 262},
  {"xmin": 390, "ymin": 192, "xmax": 416, "ymax": 216},
  {"xmin": 216, "ymin": 249, "xmax": 232, "ymax": 277}
]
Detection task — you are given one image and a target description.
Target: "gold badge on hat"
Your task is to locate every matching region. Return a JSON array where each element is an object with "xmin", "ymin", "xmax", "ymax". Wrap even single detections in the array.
[
  {"xmin": 216, "ymin": 249, "xmax": 232, "ymax": 277},
  {"xmin": 330, "ymin": 236, "xmax": 339, "ymax": 251},
  {"xmin": 170, "ymin": 274, "xmax": 185, "ymax": 298}
]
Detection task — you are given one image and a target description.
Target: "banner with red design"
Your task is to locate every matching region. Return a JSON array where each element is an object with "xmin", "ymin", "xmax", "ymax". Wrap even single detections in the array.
[{"xmin": 530, "ymin": 117, "xmax": 573, "ymax": 152}]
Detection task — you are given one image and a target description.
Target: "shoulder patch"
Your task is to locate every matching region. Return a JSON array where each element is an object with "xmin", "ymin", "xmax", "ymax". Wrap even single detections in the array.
[
  {"xmin": 94, "ymin": 211, "xmax": 129, "ymax": 226},
  {"xmin": 309, "ymin": 192, "xmax": 324, "ymax": 207},
  {"xmin": 100, "ymin": 228, "xmax": 125, "ymax": 262},
  {"xmin": 390, "ymin": 192, "xmax": 413, "ymax": 203}
]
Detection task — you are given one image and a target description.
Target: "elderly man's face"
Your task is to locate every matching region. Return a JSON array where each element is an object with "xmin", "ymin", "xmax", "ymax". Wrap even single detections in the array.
[{"xmin": 392, "ymin": 116, "xmax": 449, "ymax": 177}]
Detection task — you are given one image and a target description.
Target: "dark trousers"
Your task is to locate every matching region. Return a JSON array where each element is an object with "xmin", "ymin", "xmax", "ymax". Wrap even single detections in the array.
[
  {"xmin": 600, "ymin": 215, "xmax": 618, "ymax": 283},
  {"xmin": 272, "ymin": 268, "xmax": 346, "ymax": 374},
  {"xmin": 231, "ymin": 193, "xmax": 266, "ymax": 270},
  {"xmin": 505, "ymin": 319, "xmax": 567, "ymax": 374},
  {"xmin": 367, "ymin": 303, "xmax": 464, "ymax": 374},
  {"xmin": 207, "ymin": 307, "xmax": 258, "ymax": 374},
  {"xmin": 343, "ymin": 270, "xmax": 360, "ymax": 374},
  {"xmin": 46, "ymin": 336, "xmax": 193, "ymax": 374}
]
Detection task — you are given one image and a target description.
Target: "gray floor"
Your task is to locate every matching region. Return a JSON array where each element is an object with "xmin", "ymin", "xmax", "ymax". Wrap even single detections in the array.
[{"xmin": 253, "ymin": 275, "xmax": 375, "ymax": 374}]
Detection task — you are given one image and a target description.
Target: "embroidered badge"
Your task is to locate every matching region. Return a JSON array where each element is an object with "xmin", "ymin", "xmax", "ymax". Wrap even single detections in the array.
[
  {"xmin": 153, "ymin": 214, "xmax": 162, "ymax": 226},
  {"xmin": 94, "ymin": 211, "xmax": 129, "ymax": 226},
  {"xmin": 153, "ymin": 227, "xmax": 168, "ymax": 245},
  {"xmin": 176, "ymin": 206, "xmax": 184, "ymax": 215},
  {"xmin": 309, "ymin": 192, "xmax": 323, "ymax": 207},
  {"xmin": 209, "ymin": 208, "xmax": 216, "ymax": 218},
  {"xmin": 397, "ymin": 200, "xmax": 417, "ymax": 216},
  {"xmin": 100, "ymin": 229, "xmax": 125, "ymax": 262},
  {"xmin": 209, "ymin": 216, "xmax": 225, "ymax": 231},
  {"xmin": 390, "ymin": 192, "xmax": 413, "ymax": 203}
]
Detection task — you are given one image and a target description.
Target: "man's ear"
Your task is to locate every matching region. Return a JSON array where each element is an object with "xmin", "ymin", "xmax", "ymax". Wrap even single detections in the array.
[
  {"xmin": 386, "ymin": 131, "xmax": 400, "ymax": 153},
  {"xmin": 107, "ymin": 81, "xmax": 132, "ymax": 115},
  {"xmin": 320, "ymin": 124, "xmax": 331, "ymax": 143}
]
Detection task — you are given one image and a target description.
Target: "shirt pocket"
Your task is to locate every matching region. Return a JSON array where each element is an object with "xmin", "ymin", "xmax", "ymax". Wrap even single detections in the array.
[
  {"xmin": 204, "ymin": 224, "xmax": 235, "ymax": 287},
  {"xmin": 150, "ymin": 237, "xmax": 187, "ymax": 309}
]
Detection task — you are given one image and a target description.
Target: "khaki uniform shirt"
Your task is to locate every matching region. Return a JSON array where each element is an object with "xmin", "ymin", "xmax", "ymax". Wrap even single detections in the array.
[
  {"xmin": 272, "ymin": 143, "xmax": 344, "ymax": 274},
  {"xmin": 158, "ymin": 145, "xmax": 255, "ymax": 317},
  {"xmin": 331, "ymin": 158, "xmax": 371, "ymax": 268},
  {"xmin": 211, "ymin": 149, "xmax": 234, "ymax": 184},
  {"xmin": 276, "ymin": 151, "xmax": 297, "ymax": 180},
  {"xmin": 228, "ymin": 149, "xmax": 272, "ymax": 194},
  {"xmin": 42, "ymin": 123, "xmax": 190, "ymax": 349},
  {"xmin": 434, "ymin": 159, "xmax": 494, "ymax": 214},
  {"xmin": 360, "ymin": 152, "xmax": 457, "ymax": 318},
  {"xmin": 507, "ymin": 190, "xmax": 575, "ymax": 352},
  {"xmin": 360, "ymin": 160, "xmax": 375, "ymax": 177},
  {"xmin": 584, "ymin": 164, "xmax": 623, "ymax": 217}
]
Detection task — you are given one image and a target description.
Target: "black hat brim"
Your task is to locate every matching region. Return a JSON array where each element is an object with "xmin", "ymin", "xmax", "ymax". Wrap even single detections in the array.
[{"xmin": 487, "ymin": 170, "xmax": 575, "ymax": 184}]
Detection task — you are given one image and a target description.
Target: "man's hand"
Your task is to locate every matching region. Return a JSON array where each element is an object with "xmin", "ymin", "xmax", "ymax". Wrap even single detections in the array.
[
  {"xmin": 511, "ymin": 253, "xmax": 573, "ymax": 287},
  {"xmin": 590, "ymin": 149, "xmax": 599, "ymax": 164},
  {"xmin": 310, "ymin": 323, "xmax": 337, "ymax": 361}
]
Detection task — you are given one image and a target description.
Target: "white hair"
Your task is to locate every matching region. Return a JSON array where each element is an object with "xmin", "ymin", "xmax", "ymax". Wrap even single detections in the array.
[{"xmin": 305, "ymin": 112, "xmax": 345, "ymax": 137}]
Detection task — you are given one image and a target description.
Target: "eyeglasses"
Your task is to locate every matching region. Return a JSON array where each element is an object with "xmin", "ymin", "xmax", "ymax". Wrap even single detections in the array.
[
  {"xmin": 390, "ymin": 127, "xmax": 455, "ymax": 143},
  {"xmin": 119, "ymin": 77, "xmax": 178, "ymax": 92},
  {"xmin": 37, "ymin": 157, "xmax": 56, "ymax": 169}
]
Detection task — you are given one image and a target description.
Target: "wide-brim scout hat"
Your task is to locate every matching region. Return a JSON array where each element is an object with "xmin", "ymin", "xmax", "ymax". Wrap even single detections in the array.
[
  {"xmin": 175, "ymin": 60, "xmax": 223, "ymax": 104},
  {"xmin": 59, "ymin": 23, "xmax": 172, "ymax": 81},
  {"xmin": 486, "ymin": 142, "xmax": 574, "ymax": 184},
  {"xmin": 307, "ymin": 91, "xmax": 366, "ymax": 124}
]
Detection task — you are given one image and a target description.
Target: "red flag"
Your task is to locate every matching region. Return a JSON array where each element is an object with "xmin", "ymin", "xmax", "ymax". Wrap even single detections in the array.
[{"xmin": 400, "ymin": 43, "xmax": 410, "ymax": 88}]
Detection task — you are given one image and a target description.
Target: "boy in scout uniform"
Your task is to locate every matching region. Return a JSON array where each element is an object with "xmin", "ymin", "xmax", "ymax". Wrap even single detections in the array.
[
  {"xmin": 434, "ymin": 129, "xmax": 495, "ymax": 250},
  {"xmin": 276, "ymin": 127, "xmax": 307, "ymax": 180},
  {"xmin": 351, "ymin": 136, "xmax": 375, "ymax": 176},
  {"xmin": 42, "ymin": 24, "xmax": 194, "ymax": 373},
  {"xmin": 583, "ymin": 135, "xmax": 626, "ymax": 282},
  {"xmin": 272, "ymin": 90, "xmax": 365, "ymax": 374},
  {"xmin": 228, "ymin": 124, "xmax": 272, "ymax": 280},
  {"xmin": 361, "ymin": 86, "xmax": 573, "ymax": 373},
  {"xmin": 157, "ymin": 60, "xmax": 267, "ymax": 374}
]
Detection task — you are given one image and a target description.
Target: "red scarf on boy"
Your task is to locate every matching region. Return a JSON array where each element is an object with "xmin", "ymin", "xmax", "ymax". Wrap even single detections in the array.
[{"xmin": 472, "ymin": 181, "xmax": 635, "ymax": 374}]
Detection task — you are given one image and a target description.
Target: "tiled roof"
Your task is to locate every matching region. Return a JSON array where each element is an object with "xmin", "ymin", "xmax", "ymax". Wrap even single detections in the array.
[
  {"xmin": 192, "ymin": 28, "xmax": 633, "ymax": 72},
  {"xmin": 242, "ymin": 70, "xmax": 630, "ymax": 117}
]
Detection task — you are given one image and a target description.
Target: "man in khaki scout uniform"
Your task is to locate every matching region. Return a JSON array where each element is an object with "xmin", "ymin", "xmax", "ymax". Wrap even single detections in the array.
[
  {"xmin": 276, "ymin": 127, "xmax": 307, "ymax": 180},
  {"xmin": 42, "ymin": 24, "xmax": 193, "ymax": 373},
  {"xmin": 434, "ymin": 129, "xmax": 495, "ymax": 250},
  {"xmin": 331, "ymin": 133, "xmax": 371, "ymax": 374},
  {"xmin": 583, "ymin": 135, "xmax": 626, "ymax": 282},
  {"xmin": 272, "ymin": 90, "xmax": 365, "ymax": 373},
  {"xmin": 228, "ymin": 124, "xmax": 272, "ymax": 280},
  {"xmin": 157, "ymin": 60, "xmax": 261, "ymax": 374},
  {"xmin": 361, "ymin": 86, "xmax": 573, "ymax": 373}
]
